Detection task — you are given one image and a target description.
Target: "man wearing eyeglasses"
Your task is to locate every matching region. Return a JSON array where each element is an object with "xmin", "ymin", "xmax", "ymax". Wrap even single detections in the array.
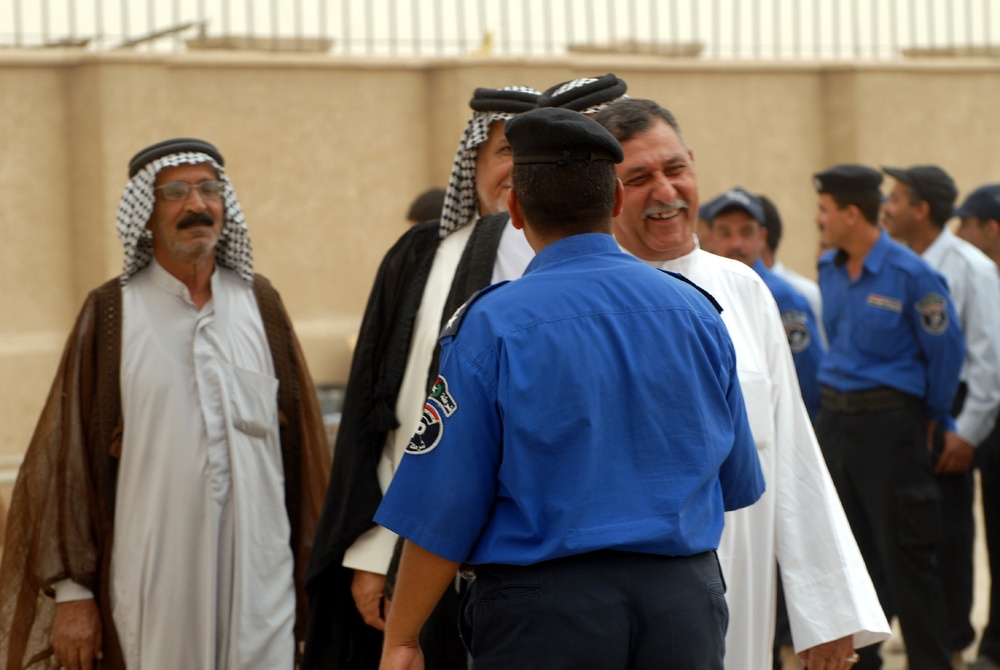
[{"xmin": 0, "ymin": 138, "xmax": 331, "ymax": 670}]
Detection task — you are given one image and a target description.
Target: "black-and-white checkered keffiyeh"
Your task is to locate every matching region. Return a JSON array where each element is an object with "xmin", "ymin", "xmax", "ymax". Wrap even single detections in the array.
[
  {"xmin": 438, "ymin": 85, "xmax": 541, "ymax": 239},
  {"xmin": 116, "ymin": 151, "xmax": 253, "ymax": 284}
]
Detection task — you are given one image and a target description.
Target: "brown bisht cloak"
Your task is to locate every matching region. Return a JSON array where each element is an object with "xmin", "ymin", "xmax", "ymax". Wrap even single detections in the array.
[{"xmin": 0, "ymin": 274, "xmax": 331, "ymax": 669}]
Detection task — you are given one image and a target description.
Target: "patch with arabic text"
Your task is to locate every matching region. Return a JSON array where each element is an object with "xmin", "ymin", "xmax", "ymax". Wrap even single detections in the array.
[
  {"xmin": 915, "ymin": 293, "xmax": 949, "ymax": 335},
  {"xmin": 867, "ymin": 294, "xmax": 903, "ymax": 313},
  {"xmin": 406, "ymin": 376, "xmax": 458, "ymax": 455}
]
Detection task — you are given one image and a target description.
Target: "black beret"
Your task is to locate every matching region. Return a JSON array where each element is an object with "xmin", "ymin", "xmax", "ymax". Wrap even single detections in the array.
[
  {"xmin": 469, "ymin": 87, "xmax": 540, "ymax": 114},
  {"xmin": 128, "ymin": 137, "xmax": 224, "ymax": 178},
  {"xmin": 537, "ymin": 73, "xmax": 628, "ymax": 113},
  {"xmin": 504, "ymin": 108, "xmax": 624, "ymax": 166},
  {"xmin": 882, "ymin": 165, "xmax": 957, "ymax": 220},
  {"xmin": 813, "ymin": 164, "xmax": 882, "ymax": 194}
]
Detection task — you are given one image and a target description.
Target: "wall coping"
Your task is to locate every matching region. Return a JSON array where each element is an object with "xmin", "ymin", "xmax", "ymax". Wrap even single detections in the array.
[{"xmin": 2, "ymin": 48, "xmax": 1000, "ymax": 74}]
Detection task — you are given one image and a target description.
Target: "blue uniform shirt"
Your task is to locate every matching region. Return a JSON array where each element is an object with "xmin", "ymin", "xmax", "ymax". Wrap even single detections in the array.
[
  {"xmin": 752, "ymin": 259, "xmax": 825, "ymax": 422},
  {"xmin": 375, "ymin": 233, "xmax": 765, "ymax": 566},
  {"xmin": 818, "ymin": 229, "xmax": 965, "ymax": 430}
]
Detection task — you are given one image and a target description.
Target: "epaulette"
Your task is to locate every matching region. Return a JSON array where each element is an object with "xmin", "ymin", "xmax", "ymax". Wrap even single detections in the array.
[
  {"xmin": 660, "ymin": 269, "xmax": 723, "ymax": 314},
  {"xmin": 440, "ymin": 280, "xmax": 510, "ymax": 339}
]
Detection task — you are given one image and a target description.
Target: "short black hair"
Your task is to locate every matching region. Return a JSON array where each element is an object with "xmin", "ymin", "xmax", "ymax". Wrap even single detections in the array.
[
  {"xmin": 512, "ymin": 161, "xmax": 618, "ymax": 236},
  {"xmin": 828, "ymin": 191, "xmax": 882, "ymax": 225},
  {"xmin": 593, "ymin": 98, "xmax": 686, "ymax": 145},
  {"xmin": 759, "ymin": 195, "xmax": 782, "ymax": 253}
]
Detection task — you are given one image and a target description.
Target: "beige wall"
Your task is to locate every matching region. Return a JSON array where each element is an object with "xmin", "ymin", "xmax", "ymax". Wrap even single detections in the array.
[{"xmin": 2, "ymin": 51, "xmax": 999, "ymax": 468}]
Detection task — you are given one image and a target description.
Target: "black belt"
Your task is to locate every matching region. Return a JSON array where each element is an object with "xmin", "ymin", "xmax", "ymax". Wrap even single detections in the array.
[{"xmin": 820, "ymin": 385, "xmax": 919, "ymax": 414}]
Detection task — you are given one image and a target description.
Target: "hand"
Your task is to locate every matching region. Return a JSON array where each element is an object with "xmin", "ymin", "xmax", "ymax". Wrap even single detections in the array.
[
  {"xmin": 351, "ymin": 569, "xmax": 387, "ymax": 631},
  {"xmin": 798, "ymin": 635, "xmax": 856, "ymax": 669},
  {"xmin": 934, "ymin": 432, "xmax": 975, "ymax": 474},
  {"xmin": 52, "ymin": 599, "xmax": 103, "ymax": 670},
  {"xmin": 378, "ymin": 641, "xmax": 423, "ymax": 670}
]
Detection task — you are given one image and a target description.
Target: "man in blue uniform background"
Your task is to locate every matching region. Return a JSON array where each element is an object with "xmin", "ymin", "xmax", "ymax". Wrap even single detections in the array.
[
  {"xmin": 814, "ymin": 163, "xmax": 965, "ymax": 670},
  {"xmin": 374, "ymin": 107, "xmax": 765, "ymax": 670},
  {"xmin": 702, "ymin": 186, "xmax": 825, "ymax": 421},
  {"xmin": 955, "ymin": 184, "xmax": 1000, "ymax": 670},
  {"xmin": 882, "ymin": 165, "xmax": 1000, "ymax": 664}
]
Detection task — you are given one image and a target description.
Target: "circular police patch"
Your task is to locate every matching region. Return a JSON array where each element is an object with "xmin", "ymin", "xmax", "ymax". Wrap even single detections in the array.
[
  {"xmin": 405, "ymin": 376, "xmax": 459, "ymax": 455},
  {"xmin": 407, "ymin": 403, "xmax": 443, "ymax": 455},
  {"xmin": 782, "ymin": 310, "xmax": 811, "ymax": 353},
  {"xmin": 916, "ymin": 293, "xmax": 948, "ymax": 335}
]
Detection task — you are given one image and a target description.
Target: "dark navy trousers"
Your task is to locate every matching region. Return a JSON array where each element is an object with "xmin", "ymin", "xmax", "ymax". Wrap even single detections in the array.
[{"xmin": 461, "ymin": 550, "xmax": 728, "ymax": 670}]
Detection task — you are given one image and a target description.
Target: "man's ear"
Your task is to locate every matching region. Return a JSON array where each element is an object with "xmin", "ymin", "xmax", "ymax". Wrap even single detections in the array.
[
  {"xmin": 915, "ymin": 199, "xmax": 932, "ymax": 222},
  {"xmin": 507, "ymin": 189, "xmax": 525, "ymax": 230},
  {"xmin": 757, "ymin": 225, "xmax": 769, "ymax": 251},
  {"xmin": 846, "ymin": 203, "xmax": 863, "ymax": 228},
  {"xmin": 986, "ymin": 218, "xmax": 1000, "ymax": 241},
  {"xmin": 612, "ymin": 179, "xmax": 625, "ymax": 218}
]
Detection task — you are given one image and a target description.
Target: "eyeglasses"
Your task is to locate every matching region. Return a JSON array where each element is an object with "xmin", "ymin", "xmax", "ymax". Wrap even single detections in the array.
[{"xmin": 154, "ymin": 180, "xmax": 225, "ymax": 201}]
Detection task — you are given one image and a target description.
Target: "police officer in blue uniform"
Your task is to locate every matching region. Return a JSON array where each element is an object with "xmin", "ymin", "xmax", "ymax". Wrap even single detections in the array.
[
  {"xmin": 374, "ymin": 107, "xmax": 765, "ymax": 670},
  {"xmin": 814, "ymin": 164, "xmax": 965, "ymax": 670},
  {"xmin": 702, "ymin": 186, "xmax": 825, "ymax": 421}
]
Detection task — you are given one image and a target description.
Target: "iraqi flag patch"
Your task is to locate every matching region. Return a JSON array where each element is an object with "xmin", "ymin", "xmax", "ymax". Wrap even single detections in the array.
[
  {"xmin": 916, "ymin": 293, "xmax": 949, "ymax": 335},
  {"xmin": 406, "ymin": 376, "xmax": 458, "ymax": 455}
]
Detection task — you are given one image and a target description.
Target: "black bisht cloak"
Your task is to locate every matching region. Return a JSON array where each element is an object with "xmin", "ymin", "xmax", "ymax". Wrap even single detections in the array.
[{"xmin": 302, "ymin": 214, "xmax": 509, "ymax": 669}]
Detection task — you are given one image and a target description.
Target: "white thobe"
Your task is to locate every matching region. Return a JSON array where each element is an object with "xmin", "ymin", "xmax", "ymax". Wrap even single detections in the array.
[
  {"xmin": 112, "ymin": 260, "xmax": 295, "ymax": 670},
  {"xmin": 345, "ymin": 216, "xmax": 534, "ymax": 573},
  {"xmin": 922, "ymin": 228, "xmax": 1000, "ymax": 447},
  {"xmin": 653, "ymin": 246, "xmax": 889, "ymax": 668}
]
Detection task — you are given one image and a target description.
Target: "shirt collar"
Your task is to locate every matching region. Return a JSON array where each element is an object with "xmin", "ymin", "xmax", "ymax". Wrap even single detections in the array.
[
  {"xmin": 617, "ymin": 234, "xmax": 700, "ymax": 274},
  {"xmin": 524, "ymin": 232, "xmax": 622, "ymax": 275},
  {"xmin": 921, "ymin": 227, "xmax": 953, "ymax": 266},
  {"xmin": 858, "ymin": 228, "xmax": 892, "ymax": 276},
  {"xmin": 147, "ymin": 256, "xmax": 218, "ymax": 309}
]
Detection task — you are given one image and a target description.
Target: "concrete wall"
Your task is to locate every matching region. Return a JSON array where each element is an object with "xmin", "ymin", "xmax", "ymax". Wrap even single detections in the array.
[{"xmin": 2, "ymin": 51, "xmax": 999, "ymax": 470}]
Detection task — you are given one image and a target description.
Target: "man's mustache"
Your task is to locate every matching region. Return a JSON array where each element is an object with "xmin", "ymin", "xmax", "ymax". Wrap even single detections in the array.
[{"xmin": 177, "ymin": 213, "xmax": 215, "ymax": 229}]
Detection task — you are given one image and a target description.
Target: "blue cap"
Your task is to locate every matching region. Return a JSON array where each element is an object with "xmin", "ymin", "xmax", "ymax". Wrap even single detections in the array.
[
  {"xmin": 702, "ymin": 187, "xmax": 765, "ymax": 224},
  {"xmin": 955, "ymin": 184, "xmax": 1000, "ymax": 222}
]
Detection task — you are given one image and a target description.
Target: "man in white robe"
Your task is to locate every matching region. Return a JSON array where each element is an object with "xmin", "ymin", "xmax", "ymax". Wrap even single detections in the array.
[
  {"xmin": 0, "ymin": 138, "xmax": 330, "ymax": 670},
  {"xmin": 594, "ymin": 98, "xmax": 890, "ymax": 669}
]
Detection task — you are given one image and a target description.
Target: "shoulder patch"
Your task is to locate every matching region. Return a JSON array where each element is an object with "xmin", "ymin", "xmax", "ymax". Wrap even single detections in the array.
[
  {"xmin": 660, "ymin": 269, "xmax": 723, "ymax": 314},
  {"xmin": 781, "ymin": 310, "xmax": 811, "ymax": 353},
  {"xmin": 915, "ymin": 293, "xmax": 949, "ymax": 335},
  {"xmin": 405, "ymin": 375, "xmax": 459, "ymax": 455},
  {"xmin": 440, "ymin": 280, "xmax": 510, "ymax": 339}
]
